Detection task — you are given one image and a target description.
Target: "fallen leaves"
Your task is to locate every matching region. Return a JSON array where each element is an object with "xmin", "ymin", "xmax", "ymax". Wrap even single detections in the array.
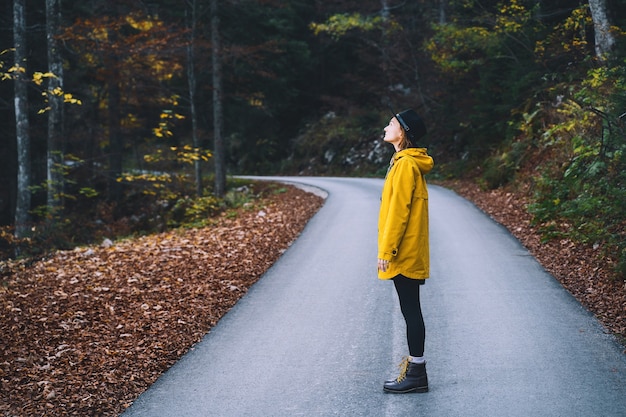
[{"xmin": 0, "ymin": 184, "xmax": 324, "ymax": 416}]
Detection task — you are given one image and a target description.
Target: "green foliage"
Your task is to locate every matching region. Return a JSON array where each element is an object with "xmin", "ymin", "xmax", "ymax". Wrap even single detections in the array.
[
  {"xmin": 528, "ymin": 63, "xmax": 626, "ymax": 279},
  {"xmin": 167, "ymin": 184, "xmax": 265, "ymax": 228},
  {"xmin": 0, "ymin": 179, "xmax": 263, "ymax": 260},
  {"xmin": 425, "ymin": 24, "xmax": 494, "ymax": 75},
  {"xmin": 424, "ymin": 0, "xmax": 546, "ymax": 161},
  {"xmin": 79, "ymin": 187, "xmax": 99, "ymax": 198},
  {"xmin": 168, "ymin": 195, "xmax": 222, "ymax": 228},
  {"xmin": 310, "ymin": 13, "xmax": 388, "ymax": 39},
  {"xmin": 426, "ymin": 0, "xmax": 538, "ymax": 77},
  {"xmin": 481, "ymin": 139, "xmax": 529, "ymax": 189}
]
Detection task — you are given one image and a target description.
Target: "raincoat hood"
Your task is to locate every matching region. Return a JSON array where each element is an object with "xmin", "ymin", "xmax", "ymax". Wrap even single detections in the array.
[{"xmin": 391, "ymin": 148, "xmax": 434, "ymax": 175}]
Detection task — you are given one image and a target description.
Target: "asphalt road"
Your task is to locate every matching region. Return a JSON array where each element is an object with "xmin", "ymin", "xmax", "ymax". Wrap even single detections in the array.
[{"xmin": 122, "ymin": 177, "xmax": 626, "ymax": 417}]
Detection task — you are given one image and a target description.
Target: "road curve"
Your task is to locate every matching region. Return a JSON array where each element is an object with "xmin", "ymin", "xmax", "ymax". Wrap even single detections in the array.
[{"xmin": 122, "ymin": 177, "xmax": 626, "ymax": 417}]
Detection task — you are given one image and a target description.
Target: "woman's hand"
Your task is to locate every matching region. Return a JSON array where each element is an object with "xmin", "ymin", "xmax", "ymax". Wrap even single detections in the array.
[{"xmin": 378, "ymin": 258, "xmax": 389, "ymax": 272}]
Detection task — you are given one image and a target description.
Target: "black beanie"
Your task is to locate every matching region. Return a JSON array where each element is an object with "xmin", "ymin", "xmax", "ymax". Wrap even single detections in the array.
[{"xmin": 395, "ymin": 109, "xmax": 427, "ymax": 142}]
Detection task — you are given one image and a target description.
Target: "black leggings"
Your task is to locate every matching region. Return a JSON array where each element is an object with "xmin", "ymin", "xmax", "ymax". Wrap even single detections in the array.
[{"xmin": 393, "ymin": 275, "xmax": 425, "ymax": 357}]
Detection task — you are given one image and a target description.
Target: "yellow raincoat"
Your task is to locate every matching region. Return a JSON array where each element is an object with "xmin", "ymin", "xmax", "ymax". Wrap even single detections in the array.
[{"xmin": 378, "ymin": 147, "xmax": 434, "ymax": 280}]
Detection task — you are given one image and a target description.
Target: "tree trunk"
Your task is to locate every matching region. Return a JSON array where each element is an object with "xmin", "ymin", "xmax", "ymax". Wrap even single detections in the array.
[
  {"xmin": 46, "ymin": 0, "xmax": 64, "ymax": 215},
  {"xmin": 588, "ymin": 0, "xmax": 615, "ymax": 59},
  {"xmin": 380, "ymin": 0, "xmax": 392, "ymax": 103},
  {"xmin": 381, "ymin": 0, "xmax": 389, "ymax": 20},
  {"xmin": 211, "ymin": 0, "xmax": 226, "ymax": 197},
  {"xmin": 108, "ymin": 68, "xmax": 123, "ymax": 202},
  {"xmin": 104, "ymin": 3, "xmax": 123, "ymax": 203},
  {"xmin": 439, "ymin": 0, "xmax": 446, "ymax": 24},
  {"xmin": 187, "ymin": 0, "xmax": 202, "ymax": 197},
  {"xmin": 13, "ymin": 0, "xmax": 31, "ymax": 240}
]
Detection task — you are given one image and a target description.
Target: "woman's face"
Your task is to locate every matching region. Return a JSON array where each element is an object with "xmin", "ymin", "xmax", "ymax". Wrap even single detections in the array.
[{"xmin": 383, "ymin": 117, "xmax": 404, "ymax": 148}]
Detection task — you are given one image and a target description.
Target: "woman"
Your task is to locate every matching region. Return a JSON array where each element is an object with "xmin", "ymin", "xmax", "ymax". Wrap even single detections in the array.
[{"xmin": 378, "ymin": 109, "xmax": 434, "ymax": 393}]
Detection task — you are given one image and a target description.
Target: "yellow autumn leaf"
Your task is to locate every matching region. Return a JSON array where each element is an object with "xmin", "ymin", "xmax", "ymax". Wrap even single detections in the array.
[
  {"xmin": 8, "ymin": 65, "xmax": 26, "ymax": 74},
  {"xmin": 126, "ymin": 15, "xmax": 154, "ymax": 31},
  {"xmin": 90, "ymin": 26, "xmax": 108, "ymax": 41}
]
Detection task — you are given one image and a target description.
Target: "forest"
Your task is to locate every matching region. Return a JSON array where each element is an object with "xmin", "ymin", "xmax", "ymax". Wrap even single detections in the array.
[
  {"xmin": 1, "ymin": 1, "xmax": 625, "ymax": 414},
  {"xmin": 1, "ymin": 0, "xmax": 625, "ymax": 279}
]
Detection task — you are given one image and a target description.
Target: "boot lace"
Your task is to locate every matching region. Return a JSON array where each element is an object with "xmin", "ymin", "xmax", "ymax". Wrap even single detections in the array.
[{"xmin": 395, "ymin": 357, "xmax": 410, "ymax": 382}]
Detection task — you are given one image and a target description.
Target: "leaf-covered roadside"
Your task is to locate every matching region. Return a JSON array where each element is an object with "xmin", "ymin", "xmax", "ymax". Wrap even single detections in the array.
[{"xmin": 0, "ymin": 184, "xmax": 324, "ymax": 417}]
